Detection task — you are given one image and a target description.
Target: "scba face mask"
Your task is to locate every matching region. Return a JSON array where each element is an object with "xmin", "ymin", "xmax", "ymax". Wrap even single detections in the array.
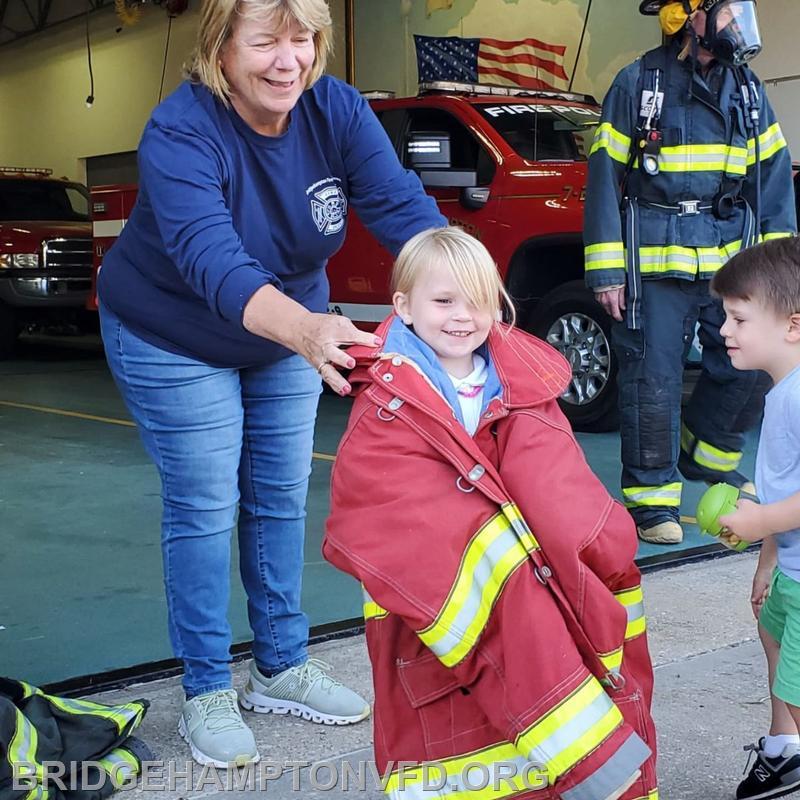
[{"xmin": 702, "ymin": 0, "xmax": 762, "ymax": 66}]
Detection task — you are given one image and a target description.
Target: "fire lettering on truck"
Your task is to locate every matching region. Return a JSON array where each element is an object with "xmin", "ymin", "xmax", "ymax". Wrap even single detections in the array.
[{"xmin": 483, "ymin": 104, "xmax": 601, "ymax": 118}]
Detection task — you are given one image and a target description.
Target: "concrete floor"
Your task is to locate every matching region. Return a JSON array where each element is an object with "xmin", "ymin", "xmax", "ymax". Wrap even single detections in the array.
[{"xmin": 86, "ymin": 553, "xmax": 772, "ymax": 800}]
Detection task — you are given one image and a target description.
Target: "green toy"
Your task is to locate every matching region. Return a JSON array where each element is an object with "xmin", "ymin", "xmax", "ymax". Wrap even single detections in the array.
[{"xmin": 696, "ymin": 483, "xmax": 750, "ymax": 551}]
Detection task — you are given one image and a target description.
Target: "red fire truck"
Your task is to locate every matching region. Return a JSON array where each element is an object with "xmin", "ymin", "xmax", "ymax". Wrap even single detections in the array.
[
  {"xmin": 90, "ymin": 82, "xmax": 615, "ymax": 430},
  {"xmin": 0, "ymin": 167, "xmax": 93, "ymax": 358}
]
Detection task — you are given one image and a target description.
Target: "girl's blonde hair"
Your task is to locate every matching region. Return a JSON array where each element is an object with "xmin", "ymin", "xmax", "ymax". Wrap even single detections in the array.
[
  {"xmin": 186, "ymin": 0, "xmax": 333, "ymax": 104},
  {"xmin": 392, "ymin": 227, "xmax": 517, "ymax": 327}
]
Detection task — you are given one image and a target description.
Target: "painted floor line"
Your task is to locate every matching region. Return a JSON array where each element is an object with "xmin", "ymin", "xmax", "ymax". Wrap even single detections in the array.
[
  {"xmin": 0, "ymin": 401, "xmax": 707, "ymax": 502},
  {"xmin": 0, "ymin": 399, "xmax": 338, "ymax": 463}
]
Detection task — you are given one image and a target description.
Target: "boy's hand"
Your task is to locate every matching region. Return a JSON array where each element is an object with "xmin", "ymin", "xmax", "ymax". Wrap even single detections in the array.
[
  {"xmin": 718, "ymin": 499, "xmax": 765, "ymax": 542},
  {"xmin": 751, "ymin": 567, "xmax": 773, "ymax": 619}
]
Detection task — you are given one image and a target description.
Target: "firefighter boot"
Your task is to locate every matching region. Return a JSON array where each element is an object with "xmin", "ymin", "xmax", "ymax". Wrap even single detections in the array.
[{"xmin": 637, "ymin": 520, "xmax": 683, "ymax": 544}]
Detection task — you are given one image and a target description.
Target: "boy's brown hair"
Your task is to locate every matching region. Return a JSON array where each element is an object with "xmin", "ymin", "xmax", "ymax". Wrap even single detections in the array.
[{"xmin": 711, "ymin": 237, "xmax": 800, "ymax": 316}]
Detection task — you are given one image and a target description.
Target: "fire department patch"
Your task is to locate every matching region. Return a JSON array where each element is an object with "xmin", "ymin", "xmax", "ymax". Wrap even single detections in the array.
[{"xmin": 309, "ymin": 184, "xmax": 348, "ymax": 236}]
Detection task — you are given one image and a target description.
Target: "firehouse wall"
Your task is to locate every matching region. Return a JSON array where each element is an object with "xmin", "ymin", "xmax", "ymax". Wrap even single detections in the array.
[{"xmin": 0, "ymin": 341, "xmax": 758, "ymax": 690}]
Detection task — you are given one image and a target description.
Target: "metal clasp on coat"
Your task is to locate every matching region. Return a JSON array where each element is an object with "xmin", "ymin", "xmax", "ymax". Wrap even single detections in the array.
[
  {"xmin": 376, "ymin": 397, "xmax": 404, "ymax": 422},
  {"xmin": 678, "ymin": 200, "xmax": 700, "ymax": 216},
  {"xmin": 603, "ymin": 671, "xmax": 627, "ymax": 692},
  {"xmin": 534, "ymin": 565, "xmax": 553, "ymax": 585},
  {"xmin": 455, "ymin": 464, "xmax": 485, "ymax": 493}
]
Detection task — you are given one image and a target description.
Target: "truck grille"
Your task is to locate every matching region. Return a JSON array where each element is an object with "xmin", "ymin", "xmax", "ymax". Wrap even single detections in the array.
[{"xmin": 42, "ymin": 238, "xmax": 92, "ymax": 272}]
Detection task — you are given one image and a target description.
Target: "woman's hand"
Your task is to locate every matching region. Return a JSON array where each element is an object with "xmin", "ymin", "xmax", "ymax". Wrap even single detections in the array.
[
  {"xmin": 242, "ymin": 286, "xmax": 381, "ymax": 396},
  {"xmin": 294, "ymin": 311, "xmax": 381, "ymax": 395}
]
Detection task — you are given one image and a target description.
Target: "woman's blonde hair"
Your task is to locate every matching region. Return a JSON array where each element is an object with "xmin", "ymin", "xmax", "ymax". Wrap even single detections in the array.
[
  {"xmin": 392, "ymin": 227, "xmax": 517, "ymax": 327},
  {"xmin": 186, "ymin": 0, "xmax": 333, "ymax": 104}
]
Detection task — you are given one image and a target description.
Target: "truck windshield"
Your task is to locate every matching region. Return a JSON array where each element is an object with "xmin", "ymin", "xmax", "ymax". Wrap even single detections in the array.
[
  {"xmin": 0, "ymin": 180, "xmax": 90, "ymax": 222},
  {"xmin": 476, "ymin": 103, "xmax": 600, "ymax": 162}
]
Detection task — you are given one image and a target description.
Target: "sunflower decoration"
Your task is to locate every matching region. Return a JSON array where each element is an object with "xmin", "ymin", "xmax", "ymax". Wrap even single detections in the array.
[{"xmin": 115, "ymin": 0, "xmax": 144, "ymax": 27}]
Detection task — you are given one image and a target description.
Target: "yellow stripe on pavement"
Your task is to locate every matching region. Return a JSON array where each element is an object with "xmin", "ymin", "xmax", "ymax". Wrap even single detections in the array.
[{"xmin": 0, "ymin": 400, "xmax": 336, "ymax": 462}]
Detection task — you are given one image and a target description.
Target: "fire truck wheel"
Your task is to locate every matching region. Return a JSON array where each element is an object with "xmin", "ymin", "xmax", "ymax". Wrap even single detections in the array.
[
  {"xmin": 0, "ymin": 302, "xmax": 18, "ymax": 360},
  {"xmin": 527, "ymin": 283, "xmax": 619, "ymax": 433}
]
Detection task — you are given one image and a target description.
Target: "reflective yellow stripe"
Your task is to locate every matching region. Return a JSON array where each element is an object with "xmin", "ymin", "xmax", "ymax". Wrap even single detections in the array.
[
  {"xmin": 385, "ymin": 741, "xmax": 543, "ymax": 800},
  {"xmin": 747, "ymin": 123, "xmax": 788, "ymax": 165},
  {"xmin": 98, "ymin": 748, "xmax": 140, "ymax": 788},
  {"xmin": 419, "ymin": 513, "xmax": 529, "ymax": 667},
  {"xmin": 630, "ymin": 791, "xmax": 659, "ymax": 800},
  {"xmin": 501, "ymin": 502, "xmax": 539, "ymax": 552},
  {"xmin": 598, "ymin": 647, "xmax": 623, "ymax": 675},
  {"xmin": 681, "ymin": 423, "xmax": 742, "ymax": 472},
  {"xmin": 622, "ymin": 483, "xmax": 682, "ymax": 509},
  {"xmin": 680, "ymin": 423, "xmax": 695, "ymax": 455},
  {"xmin": 517, "ymin": 676, "xmax": 623, "ymax": 782},
  {"xmin": 694, "ymin": 442, "xmax": 742, "ymax": 472},
  {"xmin": 362, "ymin": 586, "xmax": 389, "ymax": 621},
  {"xmin": 763, "ymin": 232, "xmax": 794, "ymax": 241},
  {"xmin": 585, "ymin": 242, "xmax": 626, "ymax": 272},
  {"xmin": 590, "ymin": 122, "xmax": 631, "ymax": 164},
  {"xmin": 649, "ymin": 144, "xmax": 747, "ymax": 175},
  {"xmin": 9, "ymin": 708, "xmax": 47, "ymax": 800},
  {"xmin": 615, "ymin": 586, "xmax": 646, "ymax": 640},
  {"xmin": 631, "ymin": 240, "xmax": 745, "ymax": 278},
  {"xmin": 44, "ymin": 695, "xmax": 145, "ymax": 734}
]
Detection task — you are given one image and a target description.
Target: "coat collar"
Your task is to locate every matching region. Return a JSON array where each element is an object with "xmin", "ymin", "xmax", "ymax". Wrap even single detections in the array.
[{"xmin": 348, "ymin": 314, "xmax": 570, "ymax": 410}]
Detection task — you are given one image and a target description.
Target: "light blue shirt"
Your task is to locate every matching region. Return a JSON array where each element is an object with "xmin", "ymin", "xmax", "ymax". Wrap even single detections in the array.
[{"xmin": 756, "ymin": 364, "xmax": 800, "ymax": 580}]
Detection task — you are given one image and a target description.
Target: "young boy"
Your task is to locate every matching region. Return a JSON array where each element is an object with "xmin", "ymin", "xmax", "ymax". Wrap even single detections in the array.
[{"xmin": 712, "ymin": 236, "xmax": 800, "ymax": 800}]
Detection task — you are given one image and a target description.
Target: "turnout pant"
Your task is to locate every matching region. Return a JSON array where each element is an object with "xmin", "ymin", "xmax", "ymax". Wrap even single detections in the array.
[{"xmin": 611, "ymin": 278, "xmax": 769, "ymax": 528}]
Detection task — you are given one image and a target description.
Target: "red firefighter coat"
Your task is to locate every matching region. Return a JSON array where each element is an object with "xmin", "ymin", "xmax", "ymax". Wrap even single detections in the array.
[{"xmin": 323, "ymin": 317, "xmax": 658, "ymax": 800}]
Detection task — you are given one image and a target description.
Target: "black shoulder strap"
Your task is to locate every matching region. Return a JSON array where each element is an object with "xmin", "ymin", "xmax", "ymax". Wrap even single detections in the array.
[{"xmin": 620, "ymin": 48, "xmax": 666, "ymax": 200}]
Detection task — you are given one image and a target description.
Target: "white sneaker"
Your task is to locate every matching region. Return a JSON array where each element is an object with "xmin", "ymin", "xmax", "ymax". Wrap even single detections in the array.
[
  {"xmin": 239, "ymin": 658, "xmax": 370, "ymax": 725},
  {"xmin": 178, "ymin": 689, "xmax": 259, "ymax": 768}
]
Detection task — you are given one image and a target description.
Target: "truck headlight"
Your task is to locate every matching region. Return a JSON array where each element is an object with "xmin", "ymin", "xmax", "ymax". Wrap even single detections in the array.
[
  {"xmin": 11, "ymin": 253, "xmax": 40, "ymax": 268},
  {"xmin": 0, "ymin": 253, "xmax": 40, "ymax": 268}
]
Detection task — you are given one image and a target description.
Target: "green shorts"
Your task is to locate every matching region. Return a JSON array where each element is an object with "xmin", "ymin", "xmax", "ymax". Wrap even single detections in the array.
[{"xmin": 760, "ymin": 568, "xmax": 800, "ymax": 707}]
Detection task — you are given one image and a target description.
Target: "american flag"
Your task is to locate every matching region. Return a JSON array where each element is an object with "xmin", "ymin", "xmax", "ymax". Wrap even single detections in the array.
[{"xmin": 414, "ymin": 34, "xmax": 569, "ymax": 91}]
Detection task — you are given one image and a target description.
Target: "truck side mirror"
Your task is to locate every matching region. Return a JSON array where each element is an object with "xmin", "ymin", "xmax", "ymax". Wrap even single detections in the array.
[{"xmin": 459, "ymin": 187, "xmax": 490, "ymax": 210}]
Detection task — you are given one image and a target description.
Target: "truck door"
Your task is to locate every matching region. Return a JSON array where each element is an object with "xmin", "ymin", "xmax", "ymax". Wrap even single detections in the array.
[{"xmin": 327, "ymin": 106, "xmax": 500, "ymax": 328}]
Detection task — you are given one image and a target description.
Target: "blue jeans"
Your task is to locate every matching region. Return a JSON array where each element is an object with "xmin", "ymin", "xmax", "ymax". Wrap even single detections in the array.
[{"xmin": 100, "ymin": 303, "xmax": 321, "ymax": 698}]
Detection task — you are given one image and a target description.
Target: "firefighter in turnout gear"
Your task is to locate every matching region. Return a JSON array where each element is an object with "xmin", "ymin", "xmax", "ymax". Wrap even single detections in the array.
[{"xmin": 584, "ymin": 0, "xmax": 796, "ymax": 545}]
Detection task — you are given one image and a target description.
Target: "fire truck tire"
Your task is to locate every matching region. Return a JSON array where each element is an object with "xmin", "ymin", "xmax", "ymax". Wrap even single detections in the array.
[
  {"xmin": 0, "ymin": 302, "xmax": 18, "ymax": 360},
  {"xmin": 526, "ymin": 283, "xmax": 619, "ymax": 433}
]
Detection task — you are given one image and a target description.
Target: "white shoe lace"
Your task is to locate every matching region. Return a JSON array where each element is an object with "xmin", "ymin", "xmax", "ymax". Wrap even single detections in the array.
[
  {"xmin": 293, "ymin": 658, "xmax": 339, "ymax": 694},
  {"xmin": 194, "ymin": 690, "xmax": 245, "ymax": 733}
]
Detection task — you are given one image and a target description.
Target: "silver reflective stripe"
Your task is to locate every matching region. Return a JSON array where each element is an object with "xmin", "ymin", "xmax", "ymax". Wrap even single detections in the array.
[
  {"xmin": 694, "ymin": 442, "xmax": 742, "ymax": 469},
  {"xmin": 561, "ymin": 733, "xmax": 651, "ymax": 800},
  {"xmin": 586, "ymin": 247, "xmax": 624, "ymax": 264},
  {"xmin": 625, "ymin": 601, "xmax": 645, "ymax": 625},
  {"xmin": 525, "ymin": 691, "xmax": 617, "ymax": 767},
  {"xmin": 426, "ymin": 525, "xmax": 523, "ymax": 660},
  {"xmin": 623, "ymin": 487, "xmax": 681, "ymax": 503}
]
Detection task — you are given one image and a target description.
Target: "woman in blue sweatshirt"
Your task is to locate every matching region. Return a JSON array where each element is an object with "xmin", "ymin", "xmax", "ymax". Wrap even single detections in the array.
[{"xmin": 98, "ymin": 0, "xmax": 445, "ymax": 768}]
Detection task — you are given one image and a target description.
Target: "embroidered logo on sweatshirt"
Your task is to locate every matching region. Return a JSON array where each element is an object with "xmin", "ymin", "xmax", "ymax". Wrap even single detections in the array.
[{"xmin": 307, "ymin": 177, "xmax": 347, "ymax": 235}]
